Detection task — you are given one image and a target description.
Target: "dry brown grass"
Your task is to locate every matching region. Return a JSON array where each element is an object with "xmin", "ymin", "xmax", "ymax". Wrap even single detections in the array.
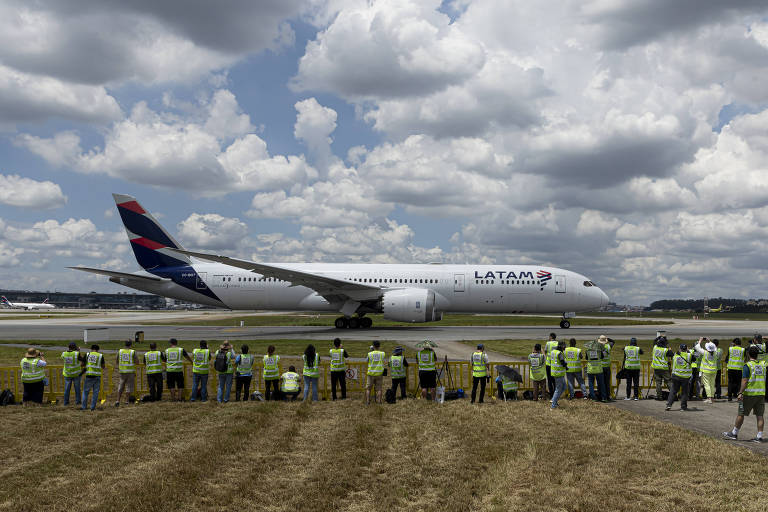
[{"xmin": 0, "ymin": 399, "xmax": 765, "ymax": 511}]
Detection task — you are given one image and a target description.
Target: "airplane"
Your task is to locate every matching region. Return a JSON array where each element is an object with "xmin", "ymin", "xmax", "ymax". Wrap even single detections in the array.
[
  {"xmin": 707, "ymin": 304, "xmax": 729, "ymax": 313},
  {"xmin": 1, "ymin": 296, "xmax": 56, "ymax": 310},
  {"xmin": 70, "ymin": 194, "xmax": 610, "ymax": 329}
]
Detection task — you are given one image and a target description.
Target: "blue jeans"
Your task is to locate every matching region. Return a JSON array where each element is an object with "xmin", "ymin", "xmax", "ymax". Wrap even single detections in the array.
[
  {"xmin": 566, "ymin": 371, "xmax": 587, "ymax": 398},
  {"xmin": 191, "ymin": 373, "xmax": 209, "ymax": 401},
  {"xmin": 588, "ymin": 372, "xmax": 607, "ymax": 400},
  {"xmin": 303, "ymin": 376, "xmax": 318, "ymax": 401},
  {"xmin": 81, "ymin": 377, "xmax": 100, "ymax": 410},
  {"xmin": 551, "ymin": 376, "xmax": 566, "ymax": 407},
  {"xmin": 217, "ymin": 373, "xmax": 233, "ymax": 403},
  {"xmin": 64, "ymin": 376, "xmax": 82, "ymax": 405}
]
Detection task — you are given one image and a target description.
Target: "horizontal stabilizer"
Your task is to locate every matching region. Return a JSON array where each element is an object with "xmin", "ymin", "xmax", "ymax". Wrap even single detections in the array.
[{"xmin": 68, "ymin": 266, "xmax": 170, "ymax": 282}]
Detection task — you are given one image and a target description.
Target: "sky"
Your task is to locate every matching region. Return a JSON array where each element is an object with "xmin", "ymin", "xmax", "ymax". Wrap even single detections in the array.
[{"xmin": 1, "ymin": 0, "xmax": 767, "ymax": 306}]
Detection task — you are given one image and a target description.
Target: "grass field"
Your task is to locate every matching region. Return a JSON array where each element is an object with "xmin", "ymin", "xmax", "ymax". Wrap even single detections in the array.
[
  {"xmin": 1, "ymin": 399, "xmax": 765, "ymax": 511},
  {"xmin": 137, "ymin": 312, "xmax": 669, "ymax": 327}
]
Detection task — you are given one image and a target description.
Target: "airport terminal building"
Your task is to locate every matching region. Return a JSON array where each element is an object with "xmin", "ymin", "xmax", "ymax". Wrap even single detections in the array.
[{"xmin": 0, "ymin": 289, "xmax": 167, "ymax": 309}]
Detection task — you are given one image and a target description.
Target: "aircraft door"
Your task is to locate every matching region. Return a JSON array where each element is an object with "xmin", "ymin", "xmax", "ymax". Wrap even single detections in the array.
[
  {"xmin": 454, "ymin": 273, "xmax": 465, "ymax": 292},
  {"xmin": 554, "ymin": 275, "xmax": 566, "ymax": 293},
  {"xmin": 196, "ymin": 272, "xmax": 208, "ymax": 290}
]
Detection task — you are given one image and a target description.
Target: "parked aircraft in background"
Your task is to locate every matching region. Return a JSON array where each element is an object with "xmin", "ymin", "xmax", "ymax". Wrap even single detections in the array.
[
  {"xmin": 71, "ymin": 194, "xmax": 609, "ymax": 329},
  {"xmin": 1, "ymin": 296, "xmax": 56, "ymax": 310}
]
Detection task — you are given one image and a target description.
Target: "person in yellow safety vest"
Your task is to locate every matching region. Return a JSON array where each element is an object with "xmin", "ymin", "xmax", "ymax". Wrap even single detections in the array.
[
  {"xmin": 544, "ymin": 333, "xmax": 558, "ymax": 398},
  {"xmin": 235, "ymin": 344, "xmax": 254, "ymax": 401},
  {"xmin": 665, "ymin": 343, "xmax": 692, "ymax": 412},
  {"xmin": 20, "ymin": 347, "xmax": 47, "ymax": 405},
  {"xmin": 214, "ymin": 341, "xmax": 236, "ymax": 404},
  {"xmin": 725, "ymin": 338, "xmax": 745, "ymax": 401},
  {"xmin": 263, "ymin": 345, "xmax": 281, "ymax": 401},
  {"xmin": 115, "ymin": 339, "xmax": 139, "ymax": 407},
  {"xmin": 280, "ymin": 365, "xmax": 301, "ymax": 401},
  {"xmin": 61, "ymin": 341, "xmax": 85, "ymax": 406},
  {"xmin": 470, "ymin": 343, "xmax": 489, "ymax": 404},
  {"xmin": 329, "ymin": 338, "xmax": 349, "ymax": 401},
  {"xmin": 143, "ymin": 342, "xmax": 165, "ymax": 402},
  {"xmin": 564, "ymin": 338, "xmax": 587, "ymax": 400},
  {"xmin": 713, "ymin": 339, "xmax": 723, "ymax": 400},
  {"xmin": 280, "ymin": 365, "xmax": 301, "ymax": 402},
  {"xmin": 651, "ymin": 336, "xmax": 674, "ymax": 401},
  {"xmin": 302, "ymin": 344, "xmax": 320, "ymax": 402},
  {"xmin": 191, "ymin": 340, "xmax": 211, "ymax": 402},
  {"xmin": 754, "ymin": 334, "xmax": 768, "ymax": 402},
  {"xmin": 166, "ymin": 338, "xmax": 192, "ymax": 402},
  {"xmin": 528, "ymin": 344, "xmax": 547, "ymax": 401},
  {"xmin": 365, "ymin": 340, "xmax": 386, "ymax": 405},
  {"xmin": 495, "ymin": 370, "xmax": 518, "ymax": 401},
  {"xmin": 550, "ymin": 341, "xmax": 568, "ymax": 409},
  {"xmin": 418, "ymin": 345, "xmax": 437, "ymax": 401},
  {"xmin": 598, "ymin": 335, "xmax": 614, "ymax": 401},
  {"xmin": 723, "ymin": 345, "xmax": 765, "ymax": 442},
  {"xmin": 694, "ymin": 338, "xmax": 718, "ymax": 404},
  {"xmin": 82, "ymin": 344, "xmax": 105, "ymax": 411},
  {"xmin": 585, "ymin": 338, "xmax": 608, "ymax": 402},
  {"xmin": 622, "ymin": 338, "xmax": 643, "ymax": 401},
  {"xmin": 389, "ymin": 346, "xmax": 409, "ymax": 400}
]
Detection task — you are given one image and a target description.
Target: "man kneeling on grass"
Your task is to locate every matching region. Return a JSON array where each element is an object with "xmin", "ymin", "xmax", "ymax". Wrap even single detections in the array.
[{"xmin": 723, "ymin": 345, "xmax": 765, "ymax": 442}]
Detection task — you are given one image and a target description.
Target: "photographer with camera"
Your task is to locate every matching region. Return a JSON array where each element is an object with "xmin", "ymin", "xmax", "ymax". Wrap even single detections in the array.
[
  {"xmin": 470, "ymin": 344, "xmax": 490, "ymax": 404},
  {"xmin": 622, "ymin": 338, "xmax": 643, "ymax": 400},
  {"xmin": 549, "ymin": 341, "xmax": 568, "ymax": 409},
  {"xmin": 665, "ymin": 343, "xmax": 691, "ymax": 411},
  {"xmin": 694, "ymin": 337, "xmax": 717, "ymax": 404},
  {"xmin": 725, "ymin": 338, "xmax": 745, "ymax": 401},
  {"xmin": 20, "ymin": 348, "xmax": 47, "ymax": 405},
  {"xmin": 651, "ymin": 336, "xmax": 674, "ymax": 400}
]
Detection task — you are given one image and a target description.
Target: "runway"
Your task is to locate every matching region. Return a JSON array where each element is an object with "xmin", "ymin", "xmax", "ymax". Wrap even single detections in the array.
[{"xmin": 1, "ymin": 311, "xmax": 767, "ymax": 342}]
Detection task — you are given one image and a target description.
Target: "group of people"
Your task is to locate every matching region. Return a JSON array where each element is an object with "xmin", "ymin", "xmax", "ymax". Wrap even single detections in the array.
[{"xmin": 17, "ymin": 338, "xmax": 451, "ymax": 408}]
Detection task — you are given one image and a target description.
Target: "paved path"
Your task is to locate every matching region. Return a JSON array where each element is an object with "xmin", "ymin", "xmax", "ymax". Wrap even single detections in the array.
[{"xmin": 610, "ymin": 397, "xmax": 768, "ymax": 455}]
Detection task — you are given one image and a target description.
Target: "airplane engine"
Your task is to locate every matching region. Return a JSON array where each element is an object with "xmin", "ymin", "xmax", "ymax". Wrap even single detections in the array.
[{"xmin": 381, "ymin": 288, "xmax": 443, "ymax": 323}]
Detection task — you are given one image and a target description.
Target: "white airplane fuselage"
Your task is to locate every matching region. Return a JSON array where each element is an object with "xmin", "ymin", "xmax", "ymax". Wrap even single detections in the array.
[{"xmin": 110, "ymin": 262, "xmax": 608, "ymax": 315}]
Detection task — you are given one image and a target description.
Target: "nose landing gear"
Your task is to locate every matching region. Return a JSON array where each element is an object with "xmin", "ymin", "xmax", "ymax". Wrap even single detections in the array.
[{"xmin": 334, "ymin": 316, "xmax": 373, "ymax": 329}]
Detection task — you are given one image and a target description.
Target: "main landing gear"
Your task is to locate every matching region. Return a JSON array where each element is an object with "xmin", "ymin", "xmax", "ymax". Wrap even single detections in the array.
[
  {"xmin": 559, "ymin": 319, "xmax": 571, "ymax": 329},
  {"xmin": 334, "ymin": 316, "xmax": 373, "ymax": 329}
]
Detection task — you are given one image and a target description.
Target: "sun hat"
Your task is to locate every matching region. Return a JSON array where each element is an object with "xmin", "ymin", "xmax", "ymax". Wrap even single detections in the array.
[{"xmin": 25, "ymin": 347, "xmax": 39, "ymax": 357}]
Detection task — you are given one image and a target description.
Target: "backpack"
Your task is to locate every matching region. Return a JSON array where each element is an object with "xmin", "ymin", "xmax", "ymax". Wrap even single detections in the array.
[
  {"xmin": 384, "ymin": 388, "xmax": 396, "ymax": 404},
  {"xmin": 0, "ymin": 389, "xmax": 15, "ymax": 406},
  {"xmin": 214, "ymin": 351, "xmax": 229, "ymax": 373}
]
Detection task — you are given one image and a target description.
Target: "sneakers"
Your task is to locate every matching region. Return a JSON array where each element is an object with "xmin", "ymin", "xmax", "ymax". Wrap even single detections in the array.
[
  {"xmin": 633, "ymin": 397, "xmax": 639, "ymax": 401},
  {"xmin": 749, "ymin": 437, "xmax": 765, "ymax": 443},
  {"xmin": 114, "ymin": 401, "xmax": 119, "ymax": 407},
  {"xmin": 722, "ymin": 432, "xmax": 738, "ymax": 440},
  {"xmin": 705, "ymin": 398, "xmax": 713, "ymax": 404},
  {"xmin": 624, "ymin": 397, "xmax": 632, "ymax": 401},
  {"xmin": 665, "ymin": 406, "xmax": 671, "ymax": 411}
]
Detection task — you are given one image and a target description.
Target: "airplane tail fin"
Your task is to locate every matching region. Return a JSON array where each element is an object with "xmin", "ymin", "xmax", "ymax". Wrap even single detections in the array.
[
  {"xmin": 1, "ymin": 296, "xmax": 8, "ymax": 305},
  {"xmin": 43, "ymin": 298, "xmax": 48, "ymax": 304},
  {"xmin": 112, "ymin": 193, "xmax": 191, "ymax": 270}
]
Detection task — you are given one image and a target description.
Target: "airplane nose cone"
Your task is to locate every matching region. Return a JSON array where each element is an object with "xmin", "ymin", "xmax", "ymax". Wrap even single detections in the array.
[{"xmin": 599, "ymin": 289, "xmax": 609, "ymax": 307}]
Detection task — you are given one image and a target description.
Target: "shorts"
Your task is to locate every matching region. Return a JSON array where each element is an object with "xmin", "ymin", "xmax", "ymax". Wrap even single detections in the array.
[
  {"xmin": 366, "ymin": 375, "xmax": 383, "ymax": 391},
  {"xmin": 117, "ymin": 373, "xmax": 135, "ymax": 393},
  {"xmin": 738, "ymin": 395, "xmax": 765, "ymax": 416},
  {"xmin": 419, "ymin": 370, "xmax": 437, "ymax": 389},
  {"xmin": 166, "ymin": 371, "xmax": 185, "ymax": 389}
]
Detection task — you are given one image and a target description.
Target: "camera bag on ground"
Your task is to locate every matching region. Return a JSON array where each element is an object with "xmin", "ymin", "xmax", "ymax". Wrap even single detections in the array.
[
  {"xmin": 384, "ymin": 388, "xmax": 396, "ymax": 404},
  {"xmin": 0, "ymin": 389, "xmax": 15, "ymax": 406}
]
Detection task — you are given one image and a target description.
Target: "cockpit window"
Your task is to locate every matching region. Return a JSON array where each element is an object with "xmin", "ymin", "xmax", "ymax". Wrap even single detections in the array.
[{"xmin": 583, "ymin": 281, "xmax": 596, "ymax": 287}]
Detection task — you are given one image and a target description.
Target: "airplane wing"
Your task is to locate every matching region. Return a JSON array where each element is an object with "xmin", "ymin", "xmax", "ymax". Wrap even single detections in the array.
[
  {"xmin": 68, "ymin": 266, "xmax": 171, "ymax": 282},
  {"xmin": 168, "ymin": 249, "xmax": 382, "ymax": 303}
]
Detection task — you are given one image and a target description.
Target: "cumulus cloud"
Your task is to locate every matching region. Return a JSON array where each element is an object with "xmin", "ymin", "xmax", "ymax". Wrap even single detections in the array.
[
  {"xmin": 0, "ymin": 174, "xmax": 67, "ymax": 209},
  {"xmin": 177, "ymin": 213, "xmax": 248, "ymax": 250},
  {"xmin": 294, "ymin": 97, "xmax": 338, "ymax": 172},
  {"xmin": 292, "ymin": 0, "xmax": 485, "ymax": 99},
  {"xmin": 0, "ymin": 0, "xmax": 302, "ymax": 86},
  {"xmin": 16, "ymin": 90, "xmax": 317, "ymax": 195}
]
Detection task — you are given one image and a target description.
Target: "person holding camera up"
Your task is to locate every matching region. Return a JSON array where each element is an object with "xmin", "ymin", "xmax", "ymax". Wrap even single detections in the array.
[
  {"xmin": 622, "ymin": 338, "xmax": 643, "ymax": 400},
  {"xmin": 329, "ymin": 338, "xmax": 349, "ymax": 400},
  {"xmin": 725, "ymin": 338, "xmax": 745, "ymax": 401},
  {"xmin": 651, "ymin": 336, "xmax": 674, "ymax": 400},
  {"xmin": 470, "ymin": 344, "xmax": 490, "ymax": 404},
  {"xmin": 694, "ymin": 337, "xmax": 718, "ymax": 404},
  {"xmin": 364, "ymin": 341, "xmax": 386, "ymax": 405},
  {"xmin": 20, "ymin": 348, "xmax": 47, "ymax": 405},
  {"xmin": 666, "ymin": 343, "xmax": 692, "ymax": 411},
  {"xmin": 723, "ymin": 345, "xmax": 765, "ymax": 442},
  {"xmin": 528, "ymin": 344, "xmax": 547, "ymax": 401},
  {"xmin": 60, "ymin": 342, "xmax": 85, "ymax": 406}
]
